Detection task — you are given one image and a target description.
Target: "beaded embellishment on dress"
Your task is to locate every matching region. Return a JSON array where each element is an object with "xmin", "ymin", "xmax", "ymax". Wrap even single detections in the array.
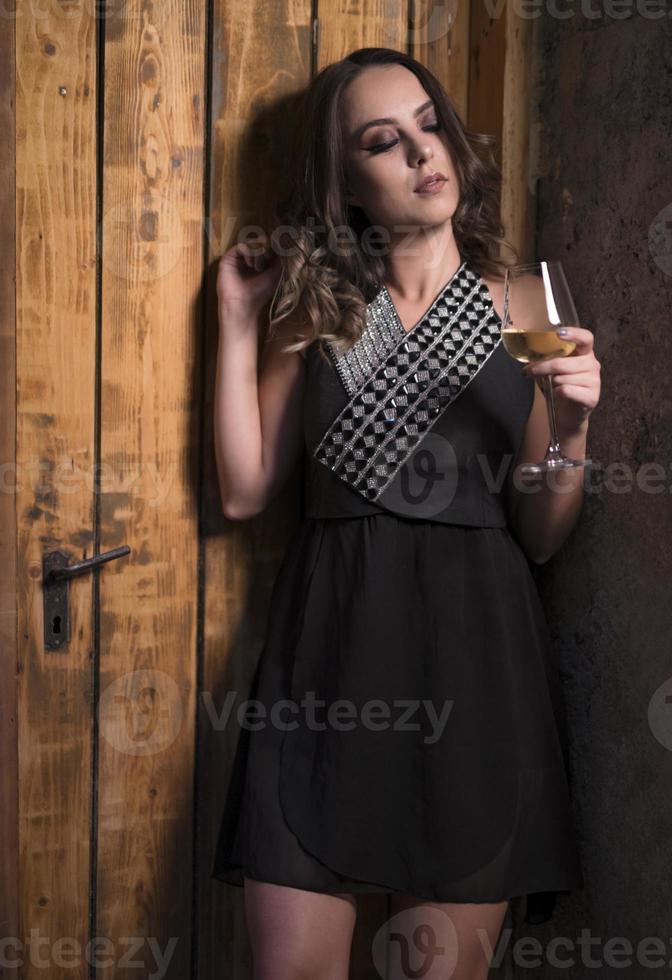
[{"xmin": 313, "ymin": 261, "xmax": 502, "ymax": 503}]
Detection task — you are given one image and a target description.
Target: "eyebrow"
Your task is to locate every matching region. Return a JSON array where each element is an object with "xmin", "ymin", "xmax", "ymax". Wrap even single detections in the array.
[{"xmin": 354, "ymin": 99, "xmax": 435, "ymax": 141}]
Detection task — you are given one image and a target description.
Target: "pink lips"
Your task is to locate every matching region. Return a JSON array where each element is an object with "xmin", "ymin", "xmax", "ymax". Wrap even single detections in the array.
[{"xmin": 415, "ymin": 172, "xmax": 447, "ymax": 193}]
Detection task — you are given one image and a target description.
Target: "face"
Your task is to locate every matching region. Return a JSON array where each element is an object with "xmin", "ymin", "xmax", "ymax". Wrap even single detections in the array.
[{"xmin": 340, "ymin": 64, "xmax": 460, "ymax": 239}]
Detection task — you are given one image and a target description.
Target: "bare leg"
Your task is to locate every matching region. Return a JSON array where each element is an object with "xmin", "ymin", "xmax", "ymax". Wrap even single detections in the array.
[
  {"xmin": 244, "ymin": 876, "xmax": 358, "ymax": 980},
  {"xmin": 386, "ymin": 893, "xmax": 510, "ymax": 980}
]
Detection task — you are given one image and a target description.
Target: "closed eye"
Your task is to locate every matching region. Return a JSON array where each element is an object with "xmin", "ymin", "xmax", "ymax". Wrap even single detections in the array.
[{"xmin": 367, "ymin": 122, "xmax": 443, "ymax": 155}]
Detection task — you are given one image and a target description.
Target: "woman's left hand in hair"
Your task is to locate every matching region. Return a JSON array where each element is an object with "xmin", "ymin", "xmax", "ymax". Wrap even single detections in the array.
[{"xmin": 521, "ymin": 325, "xmax": 601, "ymax": 436}]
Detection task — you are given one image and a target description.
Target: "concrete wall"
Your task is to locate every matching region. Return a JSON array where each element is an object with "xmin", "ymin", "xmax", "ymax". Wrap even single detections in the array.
[{"xmin": 528, "ymin": 7, "xmax": 672, "ymax": 978}]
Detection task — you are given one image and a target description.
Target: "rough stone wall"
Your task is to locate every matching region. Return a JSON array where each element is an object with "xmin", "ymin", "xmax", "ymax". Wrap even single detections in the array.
[{"xmin": 527, "ymin": 7, "xmax": 672, "ymax": 978}]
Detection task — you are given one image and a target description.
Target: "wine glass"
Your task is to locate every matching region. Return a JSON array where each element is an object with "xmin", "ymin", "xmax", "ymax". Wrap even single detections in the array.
[{"xmin": 502, "ymin": 260, "xmax": 592, "ymax": 474}]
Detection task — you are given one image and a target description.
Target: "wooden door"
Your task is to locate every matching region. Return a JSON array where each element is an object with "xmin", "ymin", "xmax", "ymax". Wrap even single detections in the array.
[{"xmin": 1, "ymin": 2, "xmax": 536, "ymax": 977}]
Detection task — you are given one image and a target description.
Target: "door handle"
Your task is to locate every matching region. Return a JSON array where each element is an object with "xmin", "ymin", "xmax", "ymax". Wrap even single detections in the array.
[{"xmin": 42, "ymin": 546, "xmax": 131, "ymax": 650}]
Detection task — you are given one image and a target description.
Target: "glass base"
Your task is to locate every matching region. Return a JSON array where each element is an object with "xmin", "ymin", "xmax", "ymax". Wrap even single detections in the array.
[{"xmin": 520, "ymin": 456, "xmax": 592, "ymax": 475}]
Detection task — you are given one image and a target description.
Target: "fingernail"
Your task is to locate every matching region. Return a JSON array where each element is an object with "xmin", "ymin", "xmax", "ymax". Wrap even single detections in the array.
[{"xmin": 556, "ymin": 327, "xmax": 568, "ymax": 336}]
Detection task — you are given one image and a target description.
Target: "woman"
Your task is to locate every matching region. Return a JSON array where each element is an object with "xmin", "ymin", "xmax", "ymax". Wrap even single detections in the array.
[{"xmin": 211, "ymin": 47, "xmax": 600, "ymax": 980}]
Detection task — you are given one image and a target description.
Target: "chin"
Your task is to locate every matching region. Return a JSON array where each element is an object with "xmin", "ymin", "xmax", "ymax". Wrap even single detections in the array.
[{"xmin": 415, "ymin": 207, "xmax": 457, "ymax": 225}]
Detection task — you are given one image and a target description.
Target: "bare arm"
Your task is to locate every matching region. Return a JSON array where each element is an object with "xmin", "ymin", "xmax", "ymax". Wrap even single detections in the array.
[
  {"xmin": 213, "ymin": 304, "xmax": 306, "ymax": 519},
  {"xmin": 505, "ymin": 318, "xmax": 601, "ymax": 564},
  {"xmin": 505, "ymin": 381, "xmax": 588, "ymax": 564}
]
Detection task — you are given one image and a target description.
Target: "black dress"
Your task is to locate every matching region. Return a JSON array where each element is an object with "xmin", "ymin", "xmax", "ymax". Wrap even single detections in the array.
[{"xmin": 210, "ymin": 262, "xmax": 584, "ymax": 926}]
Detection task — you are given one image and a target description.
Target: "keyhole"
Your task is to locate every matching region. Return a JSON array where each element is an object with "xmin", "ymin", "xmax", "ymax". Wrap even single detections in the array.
[{"xmin": 52, "ymin": 615, "xmax": 61, "ymax": 634}]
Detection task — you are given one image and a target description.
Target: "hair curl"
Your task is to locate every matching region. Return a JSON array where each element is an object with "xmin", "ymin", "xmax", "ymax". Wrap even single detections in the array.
[{"xmin": 265, "ymin": 46, "xmax": 519, "ymax": 361}]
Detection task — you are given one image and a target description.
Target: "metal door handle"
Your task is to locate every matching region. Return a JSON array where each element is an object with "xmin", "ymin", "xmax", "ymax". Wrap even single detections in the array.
[
  {"xmin": 44, "ymin": 545, "xmax": 131, "ymax": 583},
  {"xmin": 42, "ymin": 546, "xmax": 131, "ymax": 650}
]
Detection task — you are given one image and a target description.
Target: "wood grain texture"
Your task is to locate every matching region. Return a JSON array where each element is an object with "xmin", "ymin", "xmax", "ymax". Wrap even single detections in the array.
[
  {"xmin": 468, "ymin": 0, "xmax": 506, "ymax": 169},
  {"xmin": 96, "ymin": 2, "xmax": 205, "ymax": 976},
  {"xmin": 15, "ymin": 7, "xmax": 98, "ymax": 978},
  {"xmin": 409, "ymin": 0, "xmax": 470, "ymax": 124},
  {"xmin": 501, "ymin": 3, "xmax": 536, "ymax": 263},
  {"xmin": 0, "ymin": 11, "xmax": 18, "ymax": 977},
  {"xmin": 315, "ymin": 0, "xmax": 406, "ymax": 71},
  {"xmin": 468, "ymin": 0, "xmax": 534, "ymax": 265}
]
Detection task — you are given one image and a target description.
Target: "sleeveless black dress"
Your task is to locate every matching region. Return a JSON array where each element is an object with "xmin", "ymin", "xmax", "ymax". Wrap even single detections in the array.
[{"xmin": 210, "ymin": 263, "xmax": 584, "ymax": 926}]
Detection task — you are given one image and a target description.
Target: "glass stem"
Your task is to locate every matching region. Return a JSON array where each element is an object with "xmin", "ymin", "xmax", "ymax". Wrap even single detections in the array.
[{"xmin": 542, "ymin": 374, "xmax": 564, "ymax": 460}]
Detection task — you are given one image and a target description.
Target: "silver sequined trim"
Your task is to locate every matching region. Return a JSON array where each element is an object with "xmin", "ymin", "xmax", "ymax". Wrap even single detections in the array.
[
  {"xmin": 313, "ymin": 262, "xmax": 502, "ymax": 502},
  {"xmin": 326, "ymin": 260, "xmax": 467, "ymax": 396}
]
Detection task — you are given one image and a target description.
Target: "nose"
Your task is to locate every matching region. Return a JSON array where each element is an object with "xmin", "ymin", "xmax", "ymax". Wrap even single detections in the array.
[{"xmin": 409, "ymin": 136, "xmax": 433, "ymax": 166}]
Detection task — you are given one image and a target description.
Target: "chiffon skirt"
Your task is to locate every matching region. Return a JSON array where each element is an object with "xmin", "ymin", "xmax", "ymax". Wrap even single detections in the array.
[{"xmin": 210, "ymin": 513, "xmax": 583, "ymax": 925}]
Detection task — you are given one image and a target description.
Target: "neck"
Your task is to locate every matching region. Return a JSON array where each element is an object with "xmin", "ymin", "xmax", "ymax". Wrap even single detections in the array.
[{"xmin": 384, "ymin": 223, "xmax": 462, "ymax": 303}]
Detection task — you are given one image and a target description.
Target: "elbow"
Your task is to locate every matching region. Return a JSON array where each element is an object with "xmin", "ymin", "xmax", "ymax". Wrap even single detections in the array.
[
  {"xmin": 508, "ymin": 512, "xmax": 553, "ymax": 566},
  {"xmin": 218, "ymin": 475, "xmax": 269, "ymax": 521},
  {"xmin": 528, "ymin": 545, "xmax": 555, "ymax": 565},
  {"xmin": 220, "ymin": 471, "xmax": 285, "ymax": 520},
  {"xmin": 221, "ymin": 469, "xmax": 290, "ymax": 520},
  {"xmin": 507, "ymin": 515, "xmax": 551, "ymax": 566},
  {"xmin": 221, "ymin": 496, "xmax": 264, "ymax": 521}
]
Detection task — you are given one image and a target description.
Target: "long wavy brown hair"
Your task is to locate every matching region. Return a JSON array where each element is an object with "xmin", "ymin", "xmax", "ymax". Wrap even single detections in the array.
[{"xmin": 266, "ymin": 46, "xmax": 519, "ymax": 359}]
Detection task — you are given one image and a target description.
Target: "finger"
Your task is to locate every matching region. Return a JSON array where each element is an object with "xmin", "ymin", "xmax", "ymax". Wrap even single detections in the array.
[
  {"xmin": 550, "ymin": 383, "xmax": 599, "ymax": 405},
  {"xmin": 553, "ymin": 325, "xmax": 594, "ymax": 353},
  {"xmin": 551, "ymin": 371, "xmax": 597, "ymax": 387},
  {"xmin": 525, "ymin": 354, "xmax": 596, "ymax": 375},
  {"xmin": 240, "ymin": 241, "xmax": 266, "ymax": 261}
]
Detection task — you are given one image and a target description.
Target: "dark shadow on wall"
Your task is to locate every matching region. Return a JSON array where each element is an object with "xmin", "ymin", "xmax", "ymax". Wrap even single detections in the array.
[{"xmin": 531, "ymin": 7, "xmax": 672, "ymax": 978}]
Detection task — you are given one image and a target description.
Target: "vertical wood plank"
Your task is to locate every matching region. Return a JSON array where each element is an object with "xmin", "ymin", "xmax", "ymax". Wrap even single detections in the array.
[
  {"xmin": 199, "ymin": 0, "xmax": 312, "ymax": 977},
  {"xmin": 15, "ymin": 6, "xmax": 98, "ymax": 978},
  {"xmin": 96, "ymin": 3, "xmax": 205, "ymax": 975},
  {"xmin": 0, "ymin": 10, "xmax": 18, "ymax": 975},
  {"xmin": 316, "ymin": 0, "xmax": 407, "ymax": 70},
  {"xmin": 469, "ymin": 0, "xmax": 536, "ymax": 265},
  {"xmin": 409, "ymin": 0, "xmax": 471, "ymax": 123},
  {"xmin": 501, "ymin": 3, "xmax": 536, "ymax": 262},
  {"xmin": 468, "ymin": 0, "xmax": 506, "ymax": 170}
]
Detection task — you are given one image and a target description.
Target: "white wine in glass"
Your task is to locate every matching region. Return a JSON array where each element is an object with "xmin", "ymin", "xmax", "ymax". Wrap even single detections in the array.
[{"xmin": 502, "ymin": 260, "xmax": 592, "ymax": 474}]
